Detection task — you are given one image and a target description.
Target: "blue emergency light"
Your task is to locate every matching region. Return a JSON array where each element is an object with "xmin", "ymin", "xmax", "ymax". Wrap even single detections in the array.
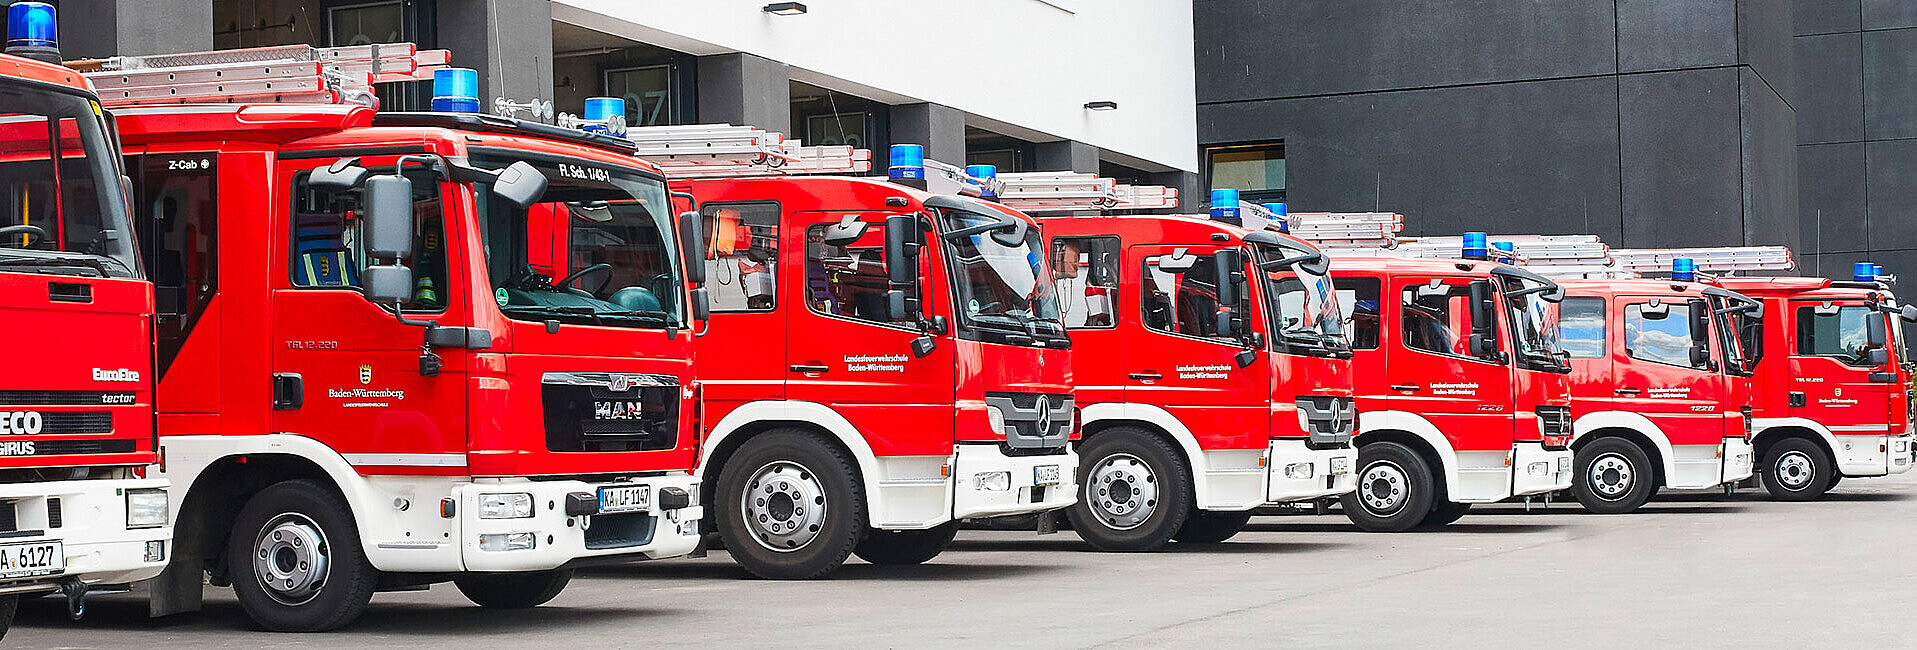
[
  {"xmin": 889, "ymin": 144, "xmax": 925, "ymax": 181},
  {"xmin": 965, "ymin": 164, "xmax": 998, "ymax": 199},
  {"xmin": 7, "ymin": 2, "xmax": 54, "ymax": 49},
  {"xmin": 1672, "ymin": 257, "xmax": 1697, "ymax": 282},
  {"xmin": 1875, "ymin": 263, "xmax": 1886, "ymax": 279},
  {"xmin": 1264, "ymin": 203, "xmax": 1289, "ymax": 232},
  {"xmin": 1462, "ymin": 232, "xmax": 1489, "ymax": 260},
  {"xmin": 1210, "ymin": 189, "xmax": 1240, "ymax": 221},
  {"xmin": 581, "ymin": 96, "xmax": 625, "ymax": 136},
  {"xmin": 1856, "ymin": 262, "xmax": 1877, "ymax": 282},
  {"xmin": 431, "ymin": 68, "xmax": 480, "ymax": 113},
  {"xmin": 1492, "ymin": 241, "xmax": 1515, "ymax": 263}
]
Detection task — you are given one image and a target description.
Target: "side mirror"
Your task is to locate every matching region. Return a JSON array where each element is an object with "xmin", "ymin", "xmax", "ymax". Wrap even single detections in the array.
[
  {"xmin": 491, "ymin": 160, "xmax": 548, "ymax": 209},
  {"xmin": 1868, "ymin": 347, "xmax": 1891, "ymax": 366},
  {"xmin": 987, "ymin": 217, "xmax": 1028, "ymax": 248},
  {"xmin": 1868, "ymin": 312, "xmax": 1889, "ymax": 349},
  {"xmin": 1214, "ymin": 249, "xmax": 1245, "ymax": 306},
  {"xmin": 1468, "ymin": 280, "xmax": 1498, "ymax": 336},
  {"xmin": 309, "ymin": 158, "xmax": 369, "ymax": 189},
  {"xmin": 363, "ymin": 264, "xmax": 413, "ymax": 305},
  {"xmin": 885, "ymin": 214, "xmax": 920, "ymax": 287},
  {"xmin": 1902, "ymin": 305, "xmax": 1917, "ymax": 323},
  {"xmin": 1234, "ymin": 347, "xmax": 1259, "ymax": 369},
  {"xmin": 678, "ymin": 211, "xmax": 706, "ymax": 286},
  {"xmin": 363, "ymin": 174, "xmax": 416, "ymax": 260},
  {"xmin": 690, "ymin": 287, "xmax": 711, "ymax": 321},
  {"xmin": 1469, "ymin": 333, "xmax": 1498, "ymax": 359},
  {"xmin": 822, "ymin": 215, "xmax": 868, "ymax": 246},
  {"xmin": 1690, "ymin": 344, "xmax": 1713, "ymax": 368}
]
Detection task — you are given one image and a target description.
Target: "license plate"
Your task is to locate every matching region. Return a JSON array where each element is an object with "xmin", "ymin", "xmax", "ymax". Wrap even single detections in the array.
[
  {"xmin": 1033, "ymin": 465, "xmax": 1061, "ymax": 487},
  {"xmin": 1330, "ymin": 457, "xmax": 1350, "ymax": 475},
  {"xmin": 0, "ymin": 541, "xmax": 62, "ymax": 579},
  {"xmin": 597, "ymin": 485, "xmax": 650, "ymax": 513},
  {"xmin": 1558, "ymin": 456, "xmax": 1572, "ymax": 472}
]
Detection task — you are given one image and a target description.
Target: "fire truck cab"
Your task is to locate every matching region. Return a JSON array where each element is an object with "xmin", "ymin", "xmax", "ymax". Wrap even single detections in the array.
[
  {"xmin": 1556, "ymin": 274, "xmax": 1761, "ymax": 513},
  {"xmin": 1038, "ymin": 212, "xmax": 1356, "ymax": 551},
  {"xmin": 0, "ymin": 3, "xmax": 171, "ymax": 635},
  {"xmin": 1329, "ymin": 252, "xmax": 1574, "ymax": 531},
  {"xmin": 1714, "ymin": 267, "xmax": 1917, "ymax": 500},
  {"xmin": 106, "ymin": 59, "xmax": 706, "ymax": 631},
  {"xmin": 676, "ymin": 151, "xmax": 1075, "ymax": 579}
]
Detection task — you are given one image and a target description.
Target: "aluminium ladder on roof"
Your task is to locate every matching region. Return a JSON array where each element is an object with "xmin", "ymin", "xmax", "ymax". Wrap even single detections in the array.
[
  {"xmin": 69, "ymin": 42, "xmax": 451, "ymax": 108},
  {"xmin": 619, "ymin": 124, "xmax": 800, "ymax": 175},
  {"xmin": 995, "ymin": 171, "xmax": 1179, "ymax": 213},
  {"xmin": 1284, "ymin": 212, "xmax": 1405, "ymax": 250},
  {"xmin": 1608, "ymin": 246, "xmax": 1796, "ymax": 274}
]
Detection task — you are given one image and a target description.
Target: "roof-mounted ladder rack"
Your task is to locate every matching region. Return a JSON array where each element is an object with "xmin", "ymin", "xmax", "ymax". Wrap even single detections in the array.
[
  {"xmin": 1609, "ymin": 246, "xmax": 1796, "ymax": 274},
  {"xmin": 619, "ymin": 124, "xmax": 801, "ymax": 175},
  {"xmin": 995, "ymin": 171, "xmax": 1180, "ymax": 213},
  {"xmin": 68, "ymin": 42, "xmax": 449, "ymax": 108},
  {"xmin": 1283, "ymin": 212, "xmax": 1405, "ymax": 250}
]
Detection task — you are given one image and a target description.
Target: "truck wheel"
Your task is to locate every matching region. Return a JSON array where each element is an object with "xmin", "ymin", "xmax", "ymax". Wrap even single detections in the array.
[
  {"xmin": 454, "ymin": 569, "xmax": 573, "ymax": 608},
  {"xmin": 1339, "ymin": 442, "xmax": 1434, "ymax": 532},
  {"xmin": 1066, "ymin": 427, "xmax": 1192, "ymax": 552},
  {"xmin": 1420, "ymin": 500, "xmax": 1471, "ymax": 528},
  {"xmin": 0, "ymin": 594, "xmax": 15, "ymax": 640},
  {"xmin": 227, "ymin": 479, "xmax": 377, "ymax": 632},
  {"xmin": 716, "ymin": 430, "xmax": 865, "ymax": 579},
  {"xmin": 853, "ymin": 522, "xmax": 958, "ymax": 565},
  {"xmin": 1572, "ymin": 438, "xmax": 1655, "ymax": 514},
  {"xmin": 1761, "ymin": 437, "xmax": 1833, "ymax": 501},
  {"xmin": 1172, "ymin": 510, "xmax": 1252, "ymax": 544}
]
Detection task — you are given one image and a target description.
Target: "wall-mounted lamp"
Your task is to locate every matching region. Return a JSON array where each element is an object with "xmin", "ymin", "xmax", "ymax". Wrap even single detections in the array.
[
  {"xmin": 763, "ymin": 2, "xmax": 808, "ymax": 15},
  {"xmin": 1084, "ymin": 101, "xmax": 1118, "ymax": 111}
]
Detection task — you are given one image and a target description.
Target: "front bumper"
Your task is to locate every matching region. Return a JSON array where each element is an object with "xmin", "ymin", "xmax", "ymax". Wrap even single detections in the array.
[
  {"xmin": 951, "ymin": 443, "xmax": 1078, "ymax": 520},
  {"xmin": 0, "ymin": 477, "xmax": 170, "ymax": 595},
  {"xmin": 1722, "ymin": 437, "xmax": 1755, "ymax": 483},
  {"xmin": 456, "ymin": 474, "xmax": 703, "ymax": 572},
  {"xmin": 1264, "ymin": 439, "xmax": 1357, "ymax": 503},
  {"xmin": 1511, "ymin": 442, "xmax": 1573, "ymax": 497},
  {"xmin": 1891, "ymin": 434, "xmax": 1916, "ymax": 475}
]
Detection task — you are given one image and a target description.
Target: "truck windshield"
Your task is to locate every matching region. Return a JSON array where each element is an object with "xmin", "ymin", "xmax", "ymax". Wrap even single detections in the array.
[
  {"xmin": 1502, "ymin": 276, "xmax": 1566, "ymax": 371},
  {"xmin": 0, "ymin": 80, "xmax": 138, "ymax": 279},
  {"xmin": 473, "ymin": 154, "xmax": 680, "ymax": 329},
  {"xmin": 934, "ymin": 206, "xmax": 1066, "ymax": 347},
  {"xmin": 1256, "ymin": 244, "xmax": 1348, "ymax": 356}
]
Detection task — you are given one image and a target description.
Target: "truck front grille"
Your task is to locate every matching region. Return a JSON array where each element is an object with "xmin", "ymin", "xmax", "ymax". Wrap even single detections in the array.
[
  {"xmin": 1537, "ymin": 406, "xmax": 1573, "ymax": 449},
  {"xmin": 1295, "ymin": 396, "xmax": 1357, "ymax": 449},
  {"xmin": 0, "ymin": 391, "xmax": 139, "ymax": 406},
  {"xmin": 583, "ymin": 512, "xmax": 656, "ymax": 550},
  {"xmin": 542, "ymin": 373, "xmax": 679, "ymax": 453},
  {"xmin": 984, "ymin": 392, "xmax": 1073, "ymax": 454}
]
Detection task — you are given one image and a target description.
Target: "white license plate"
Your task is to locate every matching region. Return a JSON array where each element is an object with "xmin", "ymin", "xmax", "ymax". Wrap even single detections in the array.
[
  {"xmin": 0, "ymin": 541, "xmax": 62, "ymax": 579},
  {"xmin": 1558, "ymin": 456, "xmax": 1572, "ymax": 472},
  {"xmin": 1033, "ymin": 465, "xmax": 1061, "ymax": 487},
  {"xmin": 598, "ymin": 486, "xmax": 650, "ymax": 513},
  {"xmin": 1330, "ymin": 457, "xmax": 1350, "ymax": 475}
]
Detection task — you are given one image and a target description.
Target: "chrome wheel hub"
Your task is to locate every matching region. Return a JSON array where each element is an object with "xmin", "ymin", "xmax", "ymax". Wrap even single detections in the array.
[
  {"xmin": 1359, "ymin": 461, "xmax": 1409, "ymax": 514},
  {"xmin": 1588, "ymin": 453, "xmax": 1635, "ymax": 500},
  {"xmin": 1776, "ymin": 451, "xmax": 1815, "ymax": 490},
  {"xmin": 1087, "ymin": 453, "xmax": 1158, "ymax": 531},
  {"xmin": 742, "ymin": 460, "xmax": 828, "ymax": 552},
  {"xmin": 253, "ymin": 513, "xmax": 331, "ymax": 606}
]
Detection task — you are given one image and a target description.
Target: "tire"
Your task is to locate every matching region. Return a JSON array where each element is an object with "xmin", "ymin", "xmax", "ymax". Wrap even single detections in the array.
[
  {"xmin": 227, "ymin": 479, "xmax": 377, "ymax": 632},
  {"xmin": 0, "ymin": 595, "xmax": 15, "ymax": 641},
  {"xmin": 853, "ymin": 522, "xmax": 958, "ymax": 565},
  {"xmin": 1066, "ymin": 427, "xmax": 1193, "ymax": 552},
  {"xmin": 1420, "ymin": 500, "xmax": 1471, "ymax": 528},
  {"xmin": 1761, "ymin": 437, "xmax": 1834, "ymax": 501},
  {"xmin": 1571, "ymin": 438, "xmax": 1656, "ymax": 514},
  {"xmin": 1826, "ymin": 472, "xmax": 1844, "ymax": 491},
  {"xmin": 1172, "ymin": 510, "xmax": 1252, "ymax": 544},
  {"xmin": 1339, "ymin": 442, "xmax": 1435, "ymax": 532},
  {"xmin": 454, "ymin": 569, "xmax": 573, "ymax": 608},
  {"xmin": 715, "ymin": 430, "xmax": 865, "ymax": 579}
]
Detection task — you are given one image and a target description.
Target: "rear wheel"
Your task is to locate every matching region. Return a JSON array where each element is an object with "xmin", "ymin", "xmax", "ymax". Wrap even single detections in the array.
[
  {"xmin": 1572, "ymin": 438, "xmax": 1656, "ymax": 514},
  {"xmin": 455, "ymin": 569, "xmax": 573, "ymax": 608},
  {"xmin": 853, "ymin": 522, "xmax": 958, "ymax": 565},
  {"xmin": 1340, "ymin": 442, "xmax": 1435, "ymax": 532},
  {"xmin": 1173, "ymin": 510, "xmax": 1252, "ymax": 544},
  {"xmin": 227, "ymin": 479, "xmax": 377, "ymax": 632},
  {"xmin": 1420, "ymin": 500, "xmax": 1471, "ymax": 528},
  {"xmin": 1066, "ymin": 428, "xmax": 1192, "ymax": 552},
  {"xmin": 715, "ymin": 430, "xmax": 865, "ymax": 579},
  {"xmin": 1761, "ymin": 437, "xmax": 1833, "ymax": 501}
]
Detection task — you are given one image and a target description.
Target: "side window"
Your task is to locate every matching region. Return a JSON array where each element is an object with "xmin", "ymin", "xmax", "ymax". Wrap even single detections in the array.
[
  {"xmin": 1335, "ymin": 276, "xmax": 1381, "ymax": 350},
  {"xmin": 1624, "ymin": 301, "xmax": 1707, "ymax": 369},
  {"xmin": 1560, "ymin": 297, "xmax": 1607, "ymax": 359},
  {"xmin": 133, "ymin": 154, "xmax": 217, "ymax": 373},
  {"xmin": 1140, "ymin": 251, "xmax": 1244, "ymax": 343},
  {"xmin": 1796, "ymin": 305, "xmax": 1874, "ymax": 364},
  {"xmin": 703, "ymin": 202, "xmax": 780, "ymax": 312},
  {"xmin": 289, "ymin": 168, "xmax": 449, "ymax": 311},
  {"xmin": 803, "ymin": 217, "xmax": 917, "ymax": 326},
  {"xmin": 1051, "ymin": 236, "xmax": 1118, "ymax": 329},
  {"xmin": 1399, "ymin": 280, "xmax": 1484, "ymax": 357}
]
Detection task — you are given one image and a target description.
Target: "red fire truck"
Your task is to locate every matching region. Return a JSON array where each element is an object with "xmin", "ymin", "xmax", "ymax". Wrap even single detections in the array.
[
  {"xmin": 0, "ymin": 2, "xmax": 171, "ymax": 636},
  {"xmin": 1035, "ymin": 211, "xmax": 1354, "ymax": 551},
  {"xmin": 672, "ymin": 146, "xmax": 1074, "ymax": 578},
  {"xmin": 87, "ymin": 47, "xmax": 706, "ymax": 631},
  {"xmin": 1326, "ymin": 241, "xmax": 1574, "ymax": 531}
]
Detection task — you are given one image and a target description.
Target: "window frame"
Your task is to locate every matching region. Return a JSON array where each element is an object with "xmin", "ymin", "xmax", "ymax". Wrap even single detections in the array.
[
  {"xmin": 701, "ymin": 200, "xmax": 782, "ymax": 314},
  {"xmin": 1203, "ymin": 141, "xmax": 1286, "ymax": 204},
  {"xmin": 1622, "ymin": 299, "xmax": 1709, "ymax": 370},
  {"xmin": 1137, "ymin": 248, "xmax": 1250, "ymax": 347},
  {"xmin": 800, "ymin": 214, "xmax": 922, "ymax": 332},
  {"xmin": 1558, "ymin": 296, "xmax": 1608, "ymax": 360},
  {"xmin": 1051, "ymin": 235, "xmax": 1120, "ymax": 331},
  {"xmin": 1396, "ymin": 277, "xmax": 1503, "ymax": 365},
  {"xmin": 285, "ymin": 166, "xmax": 451, "ymax": 315},
  {"xmin": 1793, "ymin": 303, "xmax": 1882, "ymax": 367},
  {"xmin": 1334, "ymin": 276, "xmax": 1383, "ymax": 351}
]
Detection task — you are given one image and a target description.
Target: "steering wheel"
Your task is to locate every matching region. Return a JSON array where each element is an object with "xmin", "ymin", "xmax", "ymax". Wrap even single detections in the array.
[
  {"xmin": 0, "ymin": 224, "xmax": 48, "ymax": 245},
  {"xmin": 554, "ymin": 263, "xmax": 613, "ymax": 295}
]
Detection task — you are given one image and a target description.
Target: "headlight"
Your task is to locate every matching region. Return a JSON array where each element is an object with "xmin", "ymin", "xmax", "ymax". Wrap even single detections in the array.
[
  {"xmin": 478, "ymin": 493, "xmax": 534, "ymax": 519},
  {"xmin": 973, "ymin": 471, "xmax": 1011, "ymax": 492},
  {"xmin": 1284, "ymin": 462, "xmax": 1314, "ymax": 480},
  {"xmin": 125, "ymin": 488, "xmax": 169, "ymax": 529},
  {"xmin": 986, "ymin": 405, "xmax": 1007, "ymax": 435},
  {"xmin": 478, "ymin": 532, "xmax": 537, "ymax": 552}
]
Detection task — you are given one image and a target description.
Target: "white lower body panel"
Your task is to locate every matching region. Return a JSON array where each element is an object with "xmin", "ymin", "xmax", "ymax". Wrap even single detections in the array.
[
  {"xmin": 0, "ymin": 477, "xmax": 170, "ymax": 595},
  {"xmin": 1510, "ymin": 442, "xmax": 1573, "ymax": 497},
  {"xmin": 453, "ymin": 476, "xmax": 704, "ymax": 572},
  {"xmin": 1263, "ymin": 439, "xmax": 1357, "ymax": 504},
  {"xmin": 1722, "ymin": 437, "xmax": 1755, "ymax": 484},
  {"xmin": 950, "ymin": 444, "xmax": 1078, "ymax": 520}
]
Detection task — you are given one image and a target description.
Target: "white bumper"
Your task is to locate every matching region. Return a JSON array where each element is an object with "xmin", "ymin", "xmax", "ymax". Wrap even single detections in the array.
[
  {"xmin": 1890, "ymin": 434, "xmax": 1916, "ymax": 475},
  {"xmin": 951, "ymin": 444, "xmax": 1078, "ymax": 520},
  {"xmin": 0, "ymin": 477, "xmax": 170, "ymax": 594},
  {"xmin": 454, "ymin": 475, "xmax": 703, "ymax": 572},
  {"xmin": 1722, "ymin": 437, "xmax": 1755, "ymax": 483},
  {"xmin": 1510, "ymin": 442, "xmax": 1573, "ymax": 497},
  {"xmin": 1264, "ymin": 439, "xmax": 1357, "ymax": 503}
]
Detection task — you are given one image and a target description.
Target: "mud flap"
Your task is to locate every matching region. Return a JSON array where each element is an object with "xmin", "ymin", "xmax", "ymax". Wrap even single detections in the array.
[{"xmin": 1035, "ymin": 509, "xmax": 1059, "ymax": 535}]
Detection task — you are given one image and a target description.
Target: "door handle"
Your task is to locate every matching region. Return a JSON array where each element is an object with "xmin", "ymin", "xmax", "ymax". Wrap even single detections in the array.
[
  {"xmin": 1128, "ymin": 371, "xmax": 1162, "ymax": 381},
  {"xmin": 1615, "ymin": 388, "xmax": 1642, "ymax": 396},
  {"xmin": 1389, "ymin": 383, "xmax": 1420, "ymax": 391},
  {"xmin": 789, "ymin": 364, "xmax": 830, "ymax": 373}
]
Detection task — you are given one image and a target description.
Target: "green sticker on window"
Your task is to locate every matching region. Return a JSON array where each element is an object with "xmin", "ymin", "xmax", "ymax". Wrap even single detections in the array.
[
  {"xmin": 495, "ymin": 287, "xmax": 510, "ymax": 307},
  {"xmin": 968, "ymin": 299, "xmax": 980, "ymax": 313}
]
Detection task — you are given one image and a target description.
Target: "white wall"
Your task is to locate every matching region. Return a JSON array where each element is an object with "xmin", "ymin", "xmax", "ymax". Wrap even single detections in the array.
[{"xmin": 552, "ymin": 0, "xmax": 1197, "ymax": 173}]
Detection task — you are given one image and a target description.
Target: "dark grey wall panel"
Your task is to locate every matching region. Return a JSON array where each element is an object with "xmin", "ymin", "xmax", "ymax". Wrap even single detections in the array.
[
  {"xmin": 1863, "ymin": 28, "xmax": 1917, "ymax": 140},
  {"xmin": 1797, "ymin": 142, "xmax": 1867, "ymax": 254},
  {"xmin": 1795, "ymin": 0, "xmax": 1862, "ymax": 35},
  {"xmin": 1794, "ymin": 33, "xmax": 1865, "ymax": 144},
  {"xmin": 1863, "ymin": 0, "xmax": 1917, "ymax": 29},
  {"xmin": 1618, "ymin": 0, "xmax": 1737, "ymax": 72},
  {"xmin": 438, "ymin": 0, "xmax": 554, "ymax": 105},
  {"xmin": 1739, "ymin": 0, "xmax": 1796, "ymax": 105},
  {"xmin": 1619, "ymin": 68, "xmax": 1744, "ymax": 247},
  {"xmin": 1743, "ymin": 68, "xmax": 1802, "ymax": 250},
  {"xmin": 1194, "ymin": 0, "xmax": 1616, "ymax": 104},
  {"xmin": 1866, "ymin": 138, "xmax": 1917, "ymax": 249},
  {"xmin": 1198, "ymin": 76, "xmax": 1623, "ymax": 241}
]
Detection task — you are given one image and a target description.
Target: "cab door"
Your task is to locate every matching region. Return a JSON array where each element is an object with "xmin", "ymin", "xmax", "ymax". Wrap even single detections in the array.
[
  {"xmin": 1385, "ymin": 275, "xmax": 1515, "ymax": 453},
  {"xmin": 1614, "ymin": 297, "xmax": 1725, "ymax": 486},
  {"xmin": 1050, "ymin": 235, "xmax": 1124, "ymax": 409},
  {"xmin": 1124, "ymin": 244, "xmax": 1269, "ymax": 449},
  {"xmin": 692, "ymin": 201, "xmax": 788, "ymax": 421},
  {"xmin": 1789, "ymin": 301, "xmax": 1896, "ymax": 471},
  {"xmin": 1559, "ymin": 295, "xmax": 1614, "ymax": 421},
  {"xmin": 783, "ymin": 211, "xmax": 954, "ymax": 457},
  {"xmin": 269, "ymin": 156, "xmax": 472, "ymax": 470}
]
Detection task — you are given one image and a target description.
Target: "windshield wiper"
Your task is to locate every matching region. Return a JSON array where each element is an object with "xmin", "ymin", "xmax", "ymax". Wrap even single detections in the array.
[
  {"xmin": 499, "ymin": 304, "xmax": 607, "ymax": 325},
  {"xmin": 0, "ymin": 253, "xmax": 109, "ymax": 277}
]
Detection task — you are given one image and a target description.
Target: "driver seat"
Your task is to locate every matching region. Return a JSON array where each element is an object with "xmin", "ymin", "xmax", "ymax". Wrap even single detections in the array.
[{"xmin": 610, "ymin": 286, "xmax": 662, "ymax": 312}]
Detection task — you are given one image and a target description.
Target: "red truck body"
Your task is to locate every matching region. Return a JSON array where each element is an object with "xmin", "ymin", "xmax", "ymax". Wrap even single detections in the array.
[
  {"xmin": 1711, "ymin": 276, "xmax": 1915, "ymax": 499},
  {"xmin": 1557, "ymin": 279, "xmax": 1759, "ymax": 512},
  {"xmin": 1037, "ymin": 214, "xmax": 1355, "ymax": 550},
  {"xmin": 114, "ymin": 103, "xmax": 705, "ymax": 630},
  {"xmin": 674, "ymin": 175, "xmax": 1074, "ymax": 578},
  {"xmin": 1330, "ymin": 256, "xmax": 1574, "ymax": 530}
]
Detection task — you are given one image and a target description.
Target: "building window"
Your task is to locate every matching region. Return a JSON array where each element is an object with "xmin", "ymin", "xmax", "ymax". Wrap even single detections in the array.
[
  {"xmin": 327, "ymin": 1, "xmax": 404, "ymax": 45},
  {"xmin": 1206, "ymin": 142, "xmax": 1285, "ymax": 203},
  {"xmin": 804, "ymin": 112, "xmax": 869, "ymax": 148},
  {"xmin": 605, "ymin": 65, "xmax": 674, "ymax": 127}
]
